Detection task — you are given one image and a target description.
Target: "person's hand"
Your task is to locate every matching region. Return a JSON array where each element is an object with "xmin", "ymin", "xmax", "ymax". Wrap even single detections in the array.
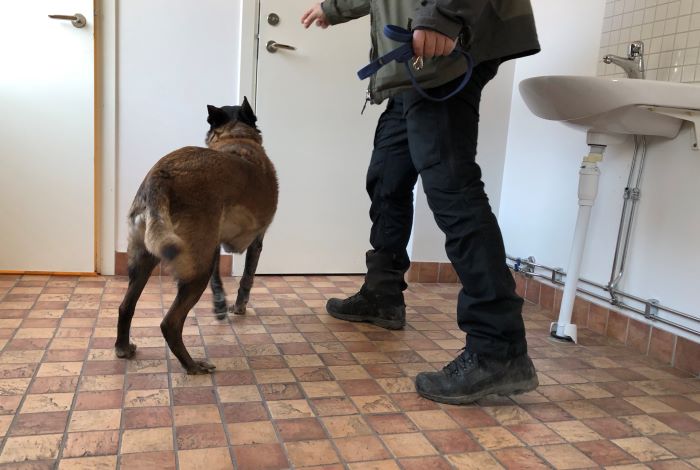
[
  {"xmin": 301, "ymin": 3, "xmax": 329, "ymax": 29},
  {"xmin": 412, "ymin": 29, "xmax": 457, "ymax": 59}
]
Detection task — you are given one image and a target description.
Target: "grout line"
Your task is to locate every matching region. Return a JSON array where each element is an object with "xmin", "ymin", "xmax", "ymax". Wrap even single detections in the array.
[
  {"xmin": 55, "ymin": 275, "xmax": 108, "ymax": 464},
  {"xmin": 192, "ymin": 274, "xmax": 241, "ymax": 469},
  {"xmin": 159, "ymin": 274, "xmax": 182, "ymax": 470}
]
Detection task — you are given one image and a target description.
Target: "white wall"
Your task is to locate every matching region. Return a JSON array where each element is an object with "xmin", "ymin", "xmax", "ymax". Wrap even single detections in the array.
[
  {"xmin": 500, "ymin": 0, "xmax": 607, "ymax": 267},
  {"xmin": 116, "ymin": 0, "xmax": 241, "ymax": 251},
  {"xmin": 410, "ymin": 61, "xmax": 517, "ymax": 262},
  {"xmin": 500, "ymin": 0, "xmax": 700, "ymax": 334}
]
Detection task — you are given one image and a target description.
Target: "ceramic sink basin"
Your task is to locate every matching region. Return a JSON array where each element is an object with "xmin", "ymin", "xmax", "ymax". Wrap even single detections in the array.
[{"xmin": 519, "ymin": 75, "xmax": 700, "ymax": 139}]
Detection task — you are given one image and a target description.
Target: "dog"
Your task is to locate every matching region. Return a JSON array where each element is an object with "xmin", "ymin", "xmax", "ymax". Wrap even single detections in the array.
[{"xmin": 115, "ymin": 97, "xmax": 278, "ymax": 374}]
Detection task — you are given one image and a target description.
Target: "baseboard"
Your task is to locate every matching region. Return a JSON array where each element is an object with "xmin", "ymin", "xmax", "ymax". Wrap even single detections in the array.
[
  {"xmin": 114, "ymin": 251, "xmax": 233, "ymax": 278},
  {"xmin": 512, "ymin": 270, "xmax": 700, "ymax": 377},
  {"xmin": 406, "ymin": 261, "xmax": 459, "ymax": 283}
]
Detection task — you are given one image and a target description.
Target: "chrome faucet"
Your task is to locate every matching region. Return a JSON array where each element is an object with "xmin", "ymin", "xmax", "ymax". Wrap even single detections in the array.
[{"xmin": 603, "ymin": 41, "xmax": 645, "ymax": 79}]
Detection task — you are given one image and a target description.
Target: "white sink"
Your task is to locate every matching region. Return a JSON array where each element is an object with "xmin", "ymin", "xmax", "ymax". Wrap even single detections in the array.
[{"xmin": 519, "ymin": 75, "xmax": 700, "ymax": 141}]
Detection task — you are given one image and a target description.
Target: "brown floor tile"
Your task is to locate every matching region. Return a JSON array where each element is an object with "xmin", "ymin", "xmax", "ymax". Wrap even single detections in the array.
[
  {"xmin": 575, "ymin": 439, "xmax": 636, "ymax": 466},
  {"xmin": 424, "ymin": 429, "xmax": 482, "ymax": 454},
  {"xmin": 120, "ymin": 427, "xmax": 173, "ymax": 454},
  {"xmin": 123, "ymin": 407, "xmax": 172, "ymax": 429},
  {"xmin": 534, "ymin": 443, "xmax": 597, "ymax": 469},
  {"xmin": 229, "ymin": 420, "xmax": 278, "ymax": 445},
  {"xmin": 493, "ymin": 447, "xmax": 550, "ymax": 469},
  {"xmin": 176, "ymin": 423, "xmax": 228, "ymax": 450},
  {"xmin": 651, "ymin": 433, "xmax": 700, "ymax": 459},
  {"xmin": 276, "ymin": 417, "xmax": 327, "ymax": 441},
  {"xmin": 322, "ymin": 415, "xmax": 372, "ymax": 438},
  {"xmin": 222, "ymin": 402, "xmax": 268, "ymax": 423},
  {"xmin": 445, "ymin": 451, "xmax": 504, "ymax": 469},
  {"xmin": 68, "ymin": 409, "xmax": 121, "ymax": 432},
  {"xmin": 57, "ymin": 455, "xmax": 117, "ymax": 470},
  {"xmin": 260, "ymin": 383, "xmax": 303, "ymax": 401},
  {"xmin": 62, "ymin": 430, "xmax": 119, "ymax": 458},
  {"xmin": 118, "ymin": 451, "xmax": 176, "ymax": 470},
  {"xmin": 0, "ymin": 434, "xmax": 63, "ymax": 463},
  {"xmin": 653, "ymin": 412, "xmax": 700, "ymax": 432},
  {"xmin": 74, "ymin": 390, "xmax": 122, "ymax": 410},
  {"xmin": 29, "ymin": 377, "xmax": 79, "ymax": 394},
  {"xmin": 612, "ymin": 436, "xmax": 676, "ymax": 462},
  {"xmin": 172, "ymin": 387, "xmax": 216, "ymax": 405},
  {"xmin": 335, "ymin": 435, "xmax": 391, "ymax": 462},
  {"xmin": 508, "ymin": 423, "xmax": 566, "ymax": 446},
  {"xmin": 446, "ymin": 407, "xmax": 500, "ymax": 427},
  {"xmin": 285, "ymin": 439, "xmax": 340, "ymax": 466},
  {"xmin": 178, "ymin": 447, "xmax": 233, "ymax": 470},
  {"xmin": 233, "ymin": 443, "xmax": 289, "ymax": 470},
  {"xmin": 381, "ymin": 433, "xmax": 438, "ymax": 458},
  {"xmin": 11, "ymin": 411, "xmax": 68, "ymax": 436}
]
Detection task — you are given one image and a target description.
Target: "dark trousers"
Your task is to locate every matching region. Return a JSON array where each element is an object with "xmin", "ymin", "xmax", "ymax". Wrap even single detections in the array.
[{"xmin": 364, "ymin": 60, "xmax": 526, "ymax": 359}]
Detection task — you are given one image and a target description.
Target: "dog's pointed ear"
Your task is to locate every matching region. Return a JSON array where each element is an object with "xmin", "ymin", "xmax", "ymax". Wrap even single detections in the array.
[
  {"xmin": 207, "ymin": 104, "xmax": 229, "ymax": 128},
  {"xmin": 239, "ymin": 97, "xmax": 257, "ymax": 127}
]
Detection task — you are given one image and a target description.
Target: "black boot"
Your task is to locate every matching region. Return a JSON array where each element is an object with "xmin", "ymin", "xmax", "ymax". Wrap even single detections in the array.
[
  {"xmin": 326, "ymin": 286, "xmax": 406, "ymax": 330},
  {"xmin": 415, "ymin": 349, "xmax": 538, "ymax": 405}
]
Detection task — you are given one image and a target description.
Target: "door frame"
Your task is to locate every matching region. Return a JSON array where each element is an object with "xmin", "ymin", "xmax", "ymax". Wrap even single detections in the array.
[
  {"xmin": 232, "ymin": 0, "xmax": 261, "ymax": 275},
  {"xmin": 97, "ymin": 0, "xmax": 117, "ymax": 275}
]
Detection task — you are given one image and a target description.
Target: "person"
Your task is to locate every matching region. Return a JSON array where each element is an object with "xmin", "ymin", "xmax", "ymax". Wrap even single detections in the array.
[{"xmin": 301, "ymin": 1, "xmax": 541, "ymax": 405}]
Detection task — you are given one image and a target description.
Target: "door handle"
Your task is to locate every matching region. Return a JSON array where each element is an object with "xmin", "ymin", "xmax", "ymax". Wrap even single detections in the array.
[
  {"xmin": 48, "ymin": 13, "xmax": 87, "ymax": 28},
  {"xmin": 266, "ymin": 40, "xmax": 296, "ymax": 53}
]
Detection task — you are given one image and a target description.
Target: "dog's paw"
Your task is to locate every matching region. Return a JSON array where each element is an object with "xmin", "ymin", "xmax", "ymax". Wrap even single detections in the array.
[
  {"xmin": 230, "ymin": 303, "xmax": 247, "ymax": 315},
  {"xmin": 214, "ymin": 303, "xmax": 228, "ymax": 320},
  {"xmin": 115, "ymin": 342, "xmax": 137, "ymax": 359},
  {"xmin": 186, "ymin": 360, "xmax": 216, "ymax": 375}
]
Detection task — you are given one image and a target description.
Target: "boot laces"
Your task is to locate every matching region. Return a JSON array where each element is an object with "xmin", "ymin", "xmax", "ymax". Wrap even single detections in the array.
[{"xmin": 443, "ymin": 348, "xmax": 476, "ymax": 376}]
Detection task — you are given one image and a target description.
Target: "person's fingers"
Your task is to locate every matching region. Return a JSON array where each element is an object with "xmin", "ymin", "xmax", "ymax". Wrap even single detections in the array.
[
  {"xmin": 413, "ymin": 30, "xmax": 425, "ymax": 58},
  {"xmin": 301, "ymin": 8, "xmax": 314, "ymax": 28},
  {"xmin": 445, "ymin": 37, "xmax": 457, "ymax": 55},
  {"xmin": 434, "ymin": 36, "xmax": 446, "ymax": 56},
  {"xmin": 423, "ymin": 31, "xmax": 437, "ymax": 58}
]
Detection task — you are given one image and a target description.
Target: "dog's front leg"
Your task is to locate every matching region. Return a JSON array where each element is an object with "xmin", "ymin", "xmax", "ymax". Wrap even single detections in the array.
[
  {"xmin": 231, "ymin": 235, "xmax": 263, "ymax": 315},
  {"xmin": 210, "ymin": 249, "xmax": 228, "ymax": 319}
]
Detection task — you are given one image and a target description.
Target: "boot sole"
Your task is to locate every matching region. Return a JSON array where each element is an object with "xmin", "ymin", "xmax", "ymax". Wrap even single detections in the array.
[
  {"xmin": 416, "ymin": 376, "xmax": 539, "ymax": 405},
  {"xmin": 328, "ymin": 310, "xmax": 404, "ymax": 330}
]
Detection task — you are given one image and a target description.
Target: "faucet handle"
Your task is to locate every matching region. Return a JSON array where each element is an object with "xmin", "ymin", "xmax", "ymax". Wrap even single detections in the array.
[{"xmin": 628, "ymin": 41, "xmax": 644, "ymax": 58}]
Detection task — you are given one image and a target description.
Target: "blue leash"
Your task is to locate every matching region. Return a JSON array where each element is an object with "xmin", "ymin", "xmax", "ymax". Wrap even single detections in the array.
[{"xmin": 357, "ymin": 25, "xmax": 474, "ymax": 102}]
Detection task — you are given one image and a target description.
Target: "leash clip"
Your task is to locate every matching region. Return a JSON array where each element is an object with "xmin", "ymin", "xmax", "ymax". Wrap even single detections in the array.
[{"xmin": 412, "ymin": 56, "xmax": 424, "ymax": 71}]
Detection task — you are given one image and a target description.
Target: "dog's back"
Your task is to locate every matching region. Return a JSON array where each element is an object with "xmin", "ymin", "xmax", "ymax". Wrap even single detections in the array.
[{"xmin": 128, "ymin": 113, "xmax": 278, "ymax": 281}]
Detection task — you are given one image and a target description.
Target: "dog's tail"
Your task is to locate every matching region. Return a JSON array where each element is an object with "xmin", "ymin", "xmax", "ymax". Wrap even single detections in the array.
[{"xmin": 143, "ymin": 185, "xmax": 184, "ymax": 262}]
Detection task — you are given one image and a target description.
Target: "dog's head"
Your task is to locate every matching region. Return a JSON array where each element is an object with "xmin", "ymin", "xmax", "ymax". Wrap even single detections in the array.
[{"xmin": 205, "ymin": 97, "xmax": 258, "ymax": 143}]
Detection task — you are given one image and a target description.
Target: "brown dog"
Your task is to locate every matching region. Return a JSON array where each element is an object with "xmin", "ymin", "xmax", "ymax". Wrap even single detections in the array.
[{"xmin": 115, "ymin": 98, "xmax": 278, "ymax": 374}]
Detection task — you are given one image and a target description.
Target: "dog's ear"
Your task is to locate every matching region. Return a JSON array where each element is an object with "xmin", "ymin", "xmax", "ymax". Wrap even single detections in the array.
[
  {"xmin": 239, "ymin": 97, "xmax": 258, "ymax": 127},
  {"xmin": 207, "ymin": 104, "xmax": 229, "ymax": 128}
]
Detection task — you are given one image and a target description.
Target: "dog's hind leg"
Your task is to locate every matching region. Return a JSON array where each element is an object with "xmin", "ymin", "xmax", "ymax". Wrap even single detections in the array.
[
  {"xmin": 116, "ymin": 246, "xmax": 159, "ymax": 359},
  {"xmin": 161, "ymin": 274, "xmax": 216, "ymax": 374},
  {"xmin": 210, "ymin": 250, "xmax": 228, "ymax": 320},
  {"xmin": 231, "ymin": 235, "xmax": 263, "ymax": 315}
]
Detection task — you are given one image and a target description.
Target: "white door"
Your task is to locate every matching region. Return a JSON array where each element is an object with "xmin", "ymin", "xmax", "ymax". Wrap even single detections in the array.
[
  {"xmin": 252, "ymin": 0, "xmax": 384, "ymax": 274},
  {"xmin": 0, "ymin": 1, "xmax": 95, "ymax": 273}
]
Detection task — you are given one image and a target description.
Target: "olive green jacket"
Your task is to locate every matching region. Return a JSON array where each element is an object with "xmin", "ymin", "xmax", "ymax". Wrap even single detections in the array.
[{"xmin": 321, "ymin": 0, "xmax": 540, "ymax": 103}]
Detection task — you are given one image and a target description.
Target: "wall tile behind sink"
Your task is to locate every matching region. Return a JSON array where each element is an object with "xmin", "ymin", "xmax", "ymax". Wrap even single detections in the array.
[{"xmin": 599, "ymin": 0, "xmax": 700, "ymax": 83}]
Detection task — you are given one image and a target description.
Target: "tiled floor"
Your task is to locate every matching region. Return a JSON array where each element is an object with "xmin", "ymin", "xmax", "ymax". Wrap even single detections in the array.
[{"xmin": 0, "ymin": 274, "xmax": 699, "ymax": 469}]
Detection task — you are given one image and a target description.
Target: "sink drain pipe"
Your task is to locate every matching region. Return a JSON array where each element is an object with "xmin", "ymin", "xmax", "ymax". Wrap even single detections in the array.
[{"xmin": 551, "ymin": 145, "xmax": 605, "ymax": 342}]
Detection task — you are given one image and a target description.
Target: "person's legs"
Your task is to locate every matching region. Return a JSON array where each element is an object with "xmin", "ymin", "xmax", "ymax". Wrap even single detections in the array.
[
  {"xmin": 401, "ymin": 60, "xmax": 537, "ymax": 403},
  {"xmin": 326, "ymin": 98, "xmax": 418, "ymax": 329}
]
